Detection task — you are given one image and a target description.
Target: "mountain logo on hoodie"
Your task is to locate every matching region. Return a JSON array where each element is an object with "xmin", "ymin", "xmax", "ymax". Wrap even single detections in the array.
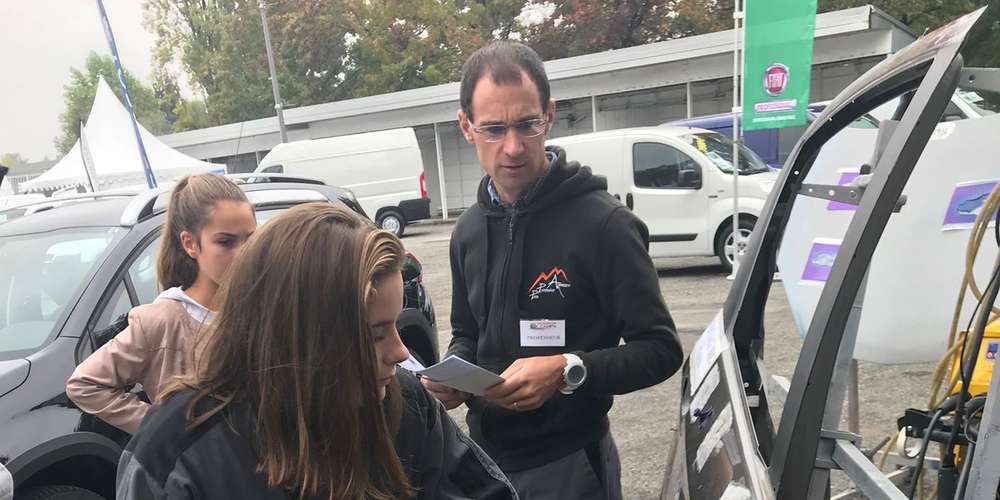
[{"xmin": 528, "ymin": 266, "xmax": 572, "ymax": 301}]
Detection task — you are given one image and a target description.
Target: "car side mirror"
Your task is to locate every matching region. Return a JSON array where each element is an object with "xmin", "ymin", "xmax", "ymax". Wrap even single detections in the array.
[
  {"xmin": 679, "ymin": 169, "xmax": 702, "ymax": 189},
  {"xmin": 402, "ymin": 252, "xmax": 422, "ymax": 283}
]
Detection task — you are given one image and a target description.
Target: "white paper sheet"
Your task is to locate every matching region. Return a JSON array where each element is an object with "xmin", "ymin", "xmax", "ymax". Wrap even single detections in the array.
[
  {"xmin": 416, "ymin": 355, "xmax": 504, "ymax": 396},
  {"xmin": 398, "ymin": 353, "xmax": 426, "ymax": 372},
  {"xmin": 690, "ymin": 310, "xmax": 728, "ymax": 395}
]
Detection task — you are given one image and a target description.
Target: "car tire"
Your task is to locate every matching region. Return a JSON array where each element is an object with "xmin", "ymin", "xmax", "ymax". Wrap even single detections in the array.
[
  {"xmin": 715, "ymin": 218, "xmax": 756, "ymax": 273},
  {"xmin": 16, "ymin": 485, "xmax": 105, "ymax": 500},
  {"xmin": 377, "ymin": 210, "xmax": 406, "ymax": 237}
]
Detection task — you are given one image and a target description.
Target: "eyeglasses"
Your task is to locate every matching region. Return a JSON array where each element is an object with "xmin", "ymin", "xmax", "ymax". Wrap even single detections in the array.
[{"xmin": 468, "ymin": 118, "xmax": 549, "ymax": 143}]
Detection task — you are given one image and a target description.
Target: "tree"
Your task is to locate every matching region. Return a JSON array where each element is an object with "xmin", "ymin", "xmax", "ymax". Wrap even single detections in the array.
[
  {"xmin": 144, "ymin": 0, "xmax": 277, "ymax": 126},
  {"xmin": 515, "ymin": 0, "xmax": 729, "ymax": 61},
  {"xmin": 339, "ymin": 0, "xmax": 488, "ymax": 98},
  {"xmin": 0, "ymin": 153, "xmax": 28, "ymax": 169},
  {"xmin": 141, "ymin": 0, "xmax": 998, "ymax": 134},
  {"xmin": 142, "ymin": 0, "xmax": 492, "ymax": 125},
  {"xmin": 819, "ymin": 0, "xmax": 997, "ymax": 66},
  {"xmin": 55, "ymin": 52, "xmax": 170, "ymax": 155}
]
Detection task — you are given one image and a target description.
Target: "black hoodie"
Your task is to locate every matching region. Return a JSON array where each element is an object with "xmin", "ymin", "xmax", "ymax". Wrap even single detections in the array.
[
  {"xmin": 448, "ymin": 146, "xmax": 684, "ymax": 472},
  {"xmin": 115, "ymin": 371, "xmax": 517, "ymax": 499}
]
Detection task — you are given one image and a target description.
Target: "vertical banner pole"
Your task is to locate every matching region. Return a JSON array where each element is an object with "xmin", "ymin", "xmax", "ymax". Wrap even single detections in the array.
[
  {"xmin": 730, "ymin": 0, "xmax": 744, "ymax": 279},
  {"xmin": 95, "ymin": 0, "xmax": 156, "ymax": 188}
]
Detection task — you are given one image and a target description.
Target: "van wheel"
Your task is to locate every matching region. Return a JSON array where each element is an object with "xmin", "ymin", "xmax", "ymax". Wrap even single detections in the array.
[
  {"xmin": 377, "ymin": 210, "xmax": 406, "ymax": 237},
  {"xmin": 715, "ymin": 218, "xmax": 755, "ymax": 273},
  {"xmin": 16, "ymin": 485, "xmax": 105, "ymax": 500}
]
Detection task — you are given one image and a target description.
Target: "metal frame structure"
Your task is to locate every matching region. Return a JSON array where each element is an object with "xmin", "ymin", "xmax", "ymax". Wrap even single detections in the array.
[{"xmin": 681, "ymin": 7, "xmax": 997, "ymax": 500}]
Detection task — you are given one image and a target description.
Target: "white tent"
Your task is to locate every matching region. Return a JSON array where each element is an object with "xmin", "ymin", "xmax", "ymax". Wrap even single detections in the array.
[{"xmin": 21, "ymin": 79, "xmax": 224, "ymax": 193}]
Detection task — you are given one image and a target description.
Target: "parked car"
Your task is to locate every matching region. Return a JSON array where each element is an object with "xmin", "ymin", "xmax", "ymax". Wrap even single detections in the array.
[
  {"xmin": 668, "ymin": 88, "xmax": 995, "ymax": 170},
  {"xmin": 0, "ymin": 175, "xmax": 438, "ymax": 500},
  {"xmin": 665, "ymin": 104, "xmax": 880, "ymax": 169},
  {"xmin": 255, "ymin": 128, "xmax": 432, "ymax": 237},
  {"xmin": 0, "ymin": 190, "xmax": 143, "ymax": 225},
  {"xmin": 548, "ymin": 127, "xmax": 778, "ymax": 272}
]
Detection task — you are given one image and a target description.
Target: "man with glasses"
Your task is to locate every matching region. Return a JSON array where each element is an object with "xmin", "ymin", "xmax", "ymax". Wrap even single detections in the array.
[{"xmin": 422, "ymin": 41, "xmax": 683, "ymax": 499}]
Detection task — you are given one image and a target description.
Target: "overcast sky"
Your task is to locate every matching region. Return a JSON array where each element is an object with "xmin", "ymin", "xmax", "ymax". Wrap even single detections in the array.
[{"xmin": 1, "ymin": 0, "xmax": 155, "ymax": 162}]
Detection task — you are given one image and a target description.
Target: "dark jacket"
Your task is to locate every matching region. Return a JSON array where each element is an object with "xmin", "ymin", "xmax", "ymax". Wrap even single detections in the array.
[
  {"xmin": 115, "ymin": 371, "xmax": 517, "ymax": 500},
  {"xmin": 448, "ymin": 146, "xmax": 684, "ymax": 472}
]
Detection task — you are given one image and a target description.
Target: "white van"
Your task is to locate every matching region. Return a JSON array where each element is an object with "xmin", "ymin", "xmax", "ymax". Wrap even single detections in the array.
[
  {"xmin": 548, "ymin": 126, "xmax": 778, "ymax": 271},
  {"xmin": 255, "ymin": 128, "xmax": 430, "ymax": 236}
]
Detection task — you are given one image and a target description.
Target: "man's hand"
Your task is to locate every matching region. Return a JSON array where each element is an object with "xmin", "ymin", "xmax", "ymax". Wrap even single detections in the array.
[
  {"xmin": 421, "ymin": 378, "xmax": 471, "ymax": 410},
  {"xmin": 484, "ymin": 355, "xmax": 566, "ymax": 412}
]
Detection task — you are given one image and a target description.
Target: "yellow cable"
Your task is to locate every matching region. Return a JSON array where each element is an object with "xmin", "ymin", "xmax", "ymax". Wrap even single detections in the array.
[
  {"xmin": 929, "ymin": 184, "xmax": 1000, "ymax": 408},
  {"xmin": 874, "ymin": 183, "xmax": 1000, "ymax": 490}
]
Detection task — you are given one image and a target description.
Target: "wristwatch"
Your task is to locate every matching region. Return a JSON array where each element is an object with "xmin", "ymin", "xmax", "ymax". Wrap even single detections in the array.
[{"xmin": 560, "ymin": 353, "xmax": 587, "ymax": 395}]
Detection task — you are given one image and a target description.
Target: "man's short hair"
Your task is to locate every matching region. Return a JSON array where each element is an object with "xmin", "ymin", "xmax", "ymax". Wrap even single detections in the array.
[{"xmin": 460, "ymin": 41, "xmax": 551, "ymax": 122}]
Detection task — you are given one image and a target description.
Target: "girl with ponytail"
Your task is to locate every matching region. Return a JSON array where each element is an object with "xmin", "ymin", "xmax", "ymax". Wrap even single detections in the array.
[{"xmin": 67, "ymin": 174, "xmax": 256, "ymax": 434}]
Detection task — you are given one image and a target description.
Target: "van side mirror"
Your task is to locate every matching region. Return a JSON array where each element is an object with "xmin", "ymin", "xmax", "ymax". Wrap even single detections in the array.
[{"xmin": 679, "ymin": 169, "xmax": 702, "ymax": 189}]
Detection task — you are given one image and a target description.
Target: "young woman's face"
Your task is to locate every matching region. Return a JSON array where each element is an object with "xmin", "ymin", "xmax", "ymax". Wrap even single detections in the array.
[
  {"xmin": 368, "ymin": 271, "xmax": 409, "ymax": 401},
  {"xmin": 181, "ymin": 200, "xmax": 256, "ymax": 288}
]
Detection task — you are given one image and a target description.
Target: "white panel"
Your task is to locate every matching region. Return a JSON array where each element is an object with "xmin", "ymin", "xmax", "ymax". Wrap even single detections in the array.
[
  {"xmin": 414, "ymin": 125, "xmax": 442, "ymax": 213},
  {"xmin": 780, "ymin": 116, "xmax": 1000, "ymax": 363}
]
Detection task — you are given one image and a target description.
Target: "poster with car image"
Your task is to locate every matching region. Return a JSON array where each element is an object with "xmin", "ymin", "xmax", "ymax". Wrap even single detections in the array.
[{"xmin": 941, "ymin": 179, "xmax": 998, "ymax": 230}]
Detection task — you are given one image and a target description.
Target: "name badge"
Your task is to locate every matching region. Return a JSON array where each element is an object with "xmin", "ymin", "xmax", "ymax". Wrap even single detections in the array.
[{"xmin": 520, "ymin": 319, "xmax": 566, "ymax": 347}]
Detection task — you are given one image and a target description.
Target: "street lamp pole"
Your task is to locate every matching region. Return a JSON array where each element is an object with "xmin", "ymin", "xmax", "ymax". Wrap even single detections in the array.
[{"xmin": 259, "ymin": 0, "xmax": 287, "ymax": 143}]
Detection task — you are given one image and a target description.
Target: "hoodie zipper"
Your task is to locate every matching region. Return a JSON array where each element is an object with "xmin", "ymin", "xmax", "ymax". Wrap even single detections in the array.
[{"xmin": 494, "ymin": 208, "xmax": 518, "ymax": 354}]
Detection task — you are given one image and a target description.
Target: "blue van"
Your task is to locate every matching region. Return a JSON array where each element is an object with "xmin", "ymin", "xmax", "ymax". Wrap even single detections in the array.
[{"xmin": 665, "ymin": 103, "xmax": 879, "ymax": 168}]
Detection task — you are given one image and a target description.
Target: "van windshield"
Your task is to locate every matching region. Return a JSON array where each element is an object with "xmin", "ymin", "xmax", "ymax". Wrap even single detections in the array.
[{"xmin": 681, "ymin": 132, "xmax": 772, "ymax": 175}]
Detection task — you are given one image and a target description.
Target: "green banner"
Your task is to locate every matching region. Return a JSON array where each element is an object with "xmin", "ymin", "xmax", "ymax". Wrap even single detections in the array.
[{"xmin": 741, "ymin": 0, "xmax": 817, "ymax": 131}]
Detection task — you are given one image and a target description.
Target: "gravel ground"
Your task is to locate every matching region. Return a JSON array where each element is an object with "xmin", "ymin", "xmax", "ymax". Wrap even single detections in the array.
[{"xmin": 401, "ymin": 220, "xmax": 938, "ymax": 499}]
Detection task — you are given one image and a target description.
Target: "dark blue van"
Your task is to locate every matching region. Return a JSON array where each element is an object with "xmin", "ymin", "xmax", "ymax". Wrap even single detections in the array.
[{"xmin": 665, "ymin": 103, "xmax": 878, "ymax": 168}]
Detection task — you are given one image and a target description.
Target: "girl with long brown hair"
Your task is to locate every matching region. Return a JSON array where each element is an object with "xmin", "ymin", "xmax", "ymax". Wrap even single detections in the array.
[
  {"xmin": 116, "ymin": 203, "xmax": 516, "ymax": 500},
  {"xmin": 67, "ymin": 174, "xmax": 256, "ymax": 433}
]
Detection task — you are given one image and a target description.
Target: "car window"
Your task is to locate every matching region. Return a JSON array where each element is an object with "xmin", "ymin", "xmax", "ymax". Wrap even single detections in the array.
[
  {"xmin": 255, "ymin": 208, "xmax": 285, "ymax": 226},
  {"xmin": 632, "ymin": 142, "xmax": 699, "ymax": 189},
  {"xmin": 681, "ymin": 132, "xmax": 772, "ymax": 175},
  {"xmin": 0, "ymin": 209, "xmax": 26, "ymax": 224},
  {"xmin": 0, "ymin": 227, "xmax": 119, "ymax": 355},
  {"xmin": 94, "ymin": 280, "xmax": 131, "ymax": 332},
  {"xmin": 958, "ymin": 89, "xmax": 999, "ymax": 115},
  {"xmin": 127, "ymin": 236, "xmax": 161, "ymax": 305}
]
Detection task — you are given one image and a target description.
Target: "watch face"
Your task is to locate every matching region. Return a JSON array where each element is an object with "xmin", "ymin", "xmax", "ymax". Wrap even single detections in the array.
[{"xmin": 567, "ymin": 364, "xmax": 586, "ymax": 385}]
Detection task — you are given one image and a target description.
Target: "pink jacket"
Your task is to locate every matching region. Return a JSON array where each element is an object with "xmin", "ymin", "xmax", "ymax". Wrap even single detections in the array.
[{"xmin": 66, "ymin": 292, "xmax": 210, "ymax": 434}]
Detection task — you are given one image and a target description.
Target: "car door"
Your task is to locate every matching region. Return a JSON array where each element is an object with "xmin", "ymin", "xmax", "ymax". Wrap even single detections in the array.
[
  {"xmin": 626, "ymin": 137, "xmax": 708, "ymax": 257},
  {"xmin": 663, "ymin": 8, "xmax": 986, "ymax": 500},
  {"xmin": 88, "ymin": 232, "xmax": 161, "ymax": 351}
]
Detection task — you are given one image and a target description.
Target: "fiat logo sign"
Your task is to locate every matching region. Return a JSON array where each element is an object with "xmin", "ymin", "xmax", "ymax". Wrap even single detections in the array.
[{"xmin": 763, "ymin": 63, "xmax": 789, "ymax": 96}]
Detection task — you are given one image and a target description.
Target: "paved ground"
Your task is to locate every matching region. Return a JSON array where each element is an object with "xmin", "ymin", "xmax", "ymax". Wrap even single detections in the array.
[{"xmin": 401, "ymin": 220, "xmax": 937, "ymax": 499}]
